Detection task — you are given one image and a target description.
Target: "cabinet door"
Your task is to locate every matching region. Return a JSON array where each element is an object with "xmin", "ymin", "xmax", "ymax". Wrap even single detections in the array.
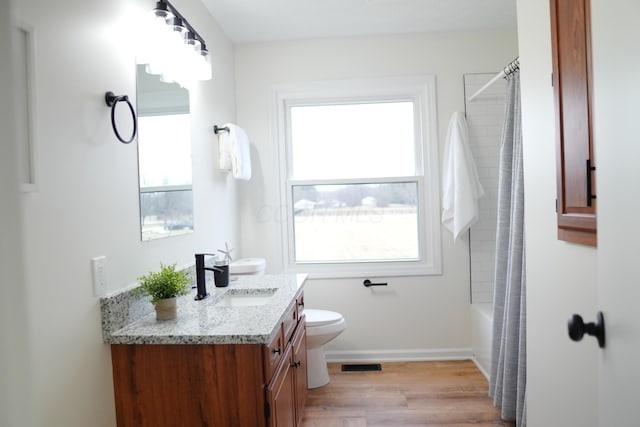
[
  {"xmin": 266, "ymin": 345, "xmax": 296, "ymax": 427},
  {"xmin": 292, "ymin": 319, "xmax": 308, "ymax": 425},
  {"xmin": 550, "ymin": 0, "xmax": 597, "ymax": 246},
  {"xmin": 110, "ymin": 344, "xmax": 266, "ymax": 427}
]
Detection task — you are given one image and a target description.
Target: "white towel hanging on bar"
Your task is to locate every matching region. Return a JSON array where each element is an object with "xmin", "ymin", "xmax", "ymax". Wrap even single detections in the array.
[
  {"xmin": 217, "ymin": 123, "xmax": 252, "ymax": 180},
  {"xmin": 441, "ymin": 111, "xmax": 484, "ymax": 240}
]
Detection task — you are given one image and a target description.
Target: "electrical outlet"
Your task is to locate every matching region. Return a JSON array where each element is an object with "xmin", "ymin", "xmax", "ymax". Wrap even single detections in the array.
[{"xmin": 92, "ymin": 256, "xmax": 107, "ymax": 296}]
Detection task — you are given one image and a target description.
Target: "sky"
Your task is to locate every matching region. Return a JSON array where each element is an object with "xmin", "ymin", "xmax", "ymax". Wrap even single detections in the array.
[{"xmin": 290, "ymin": 101, "xmax": 417, "ymax": 180}]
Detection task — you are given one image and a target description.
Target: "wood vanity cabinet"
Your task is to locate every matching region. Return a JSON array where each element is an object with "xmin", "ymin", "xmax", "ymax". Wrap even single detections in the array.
[
  {"xmin": 110, "ymin": 293, "xmax": 307, "ymax": 427},
  {"xmin": 550, "ymin": 0, "xmax": 597, "ymax": 246},
  {"xmin": 265, "ymin": 298, "xmax": 308, "ymax": 427}
]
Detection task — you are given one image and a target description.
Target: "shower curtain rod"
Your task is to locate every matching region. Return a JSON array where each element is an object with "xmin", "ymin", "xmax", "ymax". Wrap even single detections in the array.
[{"xmin": 467, "ymin": 57, "xmax": 519, "ymax": 103}]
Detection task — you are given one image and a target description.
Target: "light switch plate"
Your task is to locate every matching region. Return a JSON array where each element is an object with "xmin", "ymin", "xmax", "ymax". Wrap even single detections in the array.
[{"xmin": 92, "ymin": 256, "xmax": 107, "ymax": 296}]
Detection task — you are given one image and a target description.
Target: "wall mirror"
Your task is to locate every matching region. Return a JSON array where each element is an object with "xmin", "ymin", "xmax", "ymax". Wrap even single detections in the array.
[{"xmin": 136, "ymin": 64, "xmax": 194, "ymax": 241}]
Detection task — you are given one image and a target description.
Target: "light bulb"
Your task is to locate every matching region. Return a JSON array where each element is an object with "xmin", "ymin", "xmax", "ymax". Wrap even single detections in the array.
[
  {"xmin": 197, "ymin": 46, "xmax": 212, "ymax": 81},
  {"xmin": 151, "ymin": 1, "xmax": 173, "ymax": 22},
  {"xmin": 185, "ymin": 32, "xmax": 201, "ymax": 52},
  {"xmin": 169, "ymin": 17, "xmax": 187, "ymax": 39}
]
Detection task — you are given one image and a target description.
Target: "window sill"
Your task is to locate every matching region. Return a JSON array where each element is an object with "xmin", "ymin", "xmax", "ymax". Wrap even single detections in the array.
[{"xmin": 285, "ymin": 260, "xmax": 442, "ymax": 279}]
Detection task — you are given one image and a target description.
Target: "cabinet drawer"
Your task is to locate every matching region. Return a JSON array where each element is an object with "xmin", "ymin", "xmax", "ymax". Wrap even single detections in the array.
[
  {"xmin": 264, "ymin": 330, "xmax": 285, "ymax": 381},
  {"xmin": 282, "ymin": 301, "xmax": 297, "ymax": 345}
]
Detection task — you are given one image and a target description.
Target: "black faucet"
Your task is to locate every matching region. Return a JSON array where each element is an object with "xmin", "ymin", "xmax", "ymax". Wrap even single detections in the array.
[{"xmin": 194, "ymin": 254, "xmax": 222, "ymax": 301}]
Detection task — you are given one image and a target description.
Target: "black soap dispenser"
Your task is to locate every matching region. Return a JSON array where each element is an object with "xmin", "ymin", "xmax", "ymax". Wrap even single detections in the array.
[{"xmin": 213, "ymin": 256, "xmax": 229, "ymax": 287}]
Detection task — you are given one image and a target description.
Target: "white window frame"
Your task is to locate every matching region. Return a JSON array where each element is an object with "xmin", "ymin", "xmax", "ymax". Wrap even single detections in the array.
[{"xmin": 273, "ymin": 76, "xmax": 442, "ymax": 279}]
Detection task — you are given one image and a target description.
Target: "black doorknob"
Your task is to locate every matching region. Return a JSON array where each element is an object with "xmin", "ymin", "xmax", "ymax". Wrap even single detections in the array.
[{"xmin": 567, "ymin": 311, "xmax": 605, "ymax": 348}]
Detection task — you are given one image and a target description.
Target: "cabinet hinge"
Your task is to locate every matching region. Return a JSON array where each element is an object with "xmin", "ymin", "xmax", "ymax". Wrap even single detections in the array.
[
  {"xmin": 265, "ymin": 401, "xmax": 271, "ymax": 419},
  {"xmin": 555, "ymin": 198, "xmax": 558, "ymax": 213},
  {"xmin": 551, "ymin": 72, "xmax": 554, "ymax": 87}
]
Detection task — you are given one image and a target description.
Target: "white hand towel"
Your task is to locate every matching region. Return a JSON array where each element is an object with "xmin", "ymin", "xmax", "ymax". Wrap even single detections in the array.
[
  {"xmin": 218, "ymin": 123, "xmax": 252, "ymax": 180},
  {"xmin": 218, "ymin": 128, "xmax": 233, "ymax": 171},
  {"xmin": 441, "ymin": 112, "xmax": 484, "ymax": 241}
]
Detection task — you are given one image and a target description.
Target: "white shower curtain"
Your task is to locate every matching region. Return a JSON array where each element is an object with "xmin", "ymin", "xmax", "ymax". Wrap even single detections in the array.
[{"xmin": 489, "ymin": 71, "xmax": 527, "ymax": 426}]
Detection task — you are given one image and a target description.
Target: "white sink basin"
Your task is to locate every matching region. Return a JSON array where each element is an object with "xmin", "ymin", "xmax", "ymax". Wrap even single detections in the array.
[{"xmin": 216, "ymin": 288, "xmax": 278, "ymax": 307}]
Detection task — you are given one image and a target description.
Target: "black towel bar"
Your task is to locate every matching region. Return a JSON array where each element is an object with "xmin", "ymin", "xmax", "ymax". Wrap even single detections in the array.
[{"xmin": 213, "ymin": 125, "xmax": 230, "ymax": 134}]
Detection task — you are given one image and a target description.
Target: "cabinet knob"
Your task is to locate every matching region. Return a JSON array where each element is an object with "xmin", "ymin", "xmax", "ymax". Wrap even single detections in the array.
[
  {"xmin": 290, "ymin": 361, "xmax": 301, "ymax": 368},
  {"xmin": 272, "ymin": 347, "xmax": 281, "ymax": 354},
  {"xmin": 568, "ymin": 311, "xmax": 605, "ymax": 348}
]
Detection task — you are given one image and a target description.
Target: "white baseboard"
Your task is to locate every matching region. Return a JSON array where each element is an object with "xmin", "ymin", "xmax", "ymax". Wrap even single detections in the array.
[
  {"xmin": 471, "ymin": 356, "xmax": 490, "ymax": 381},
  {"xmin": 324, "ymin": 348, "xmax": 473, "ymax": 363}
]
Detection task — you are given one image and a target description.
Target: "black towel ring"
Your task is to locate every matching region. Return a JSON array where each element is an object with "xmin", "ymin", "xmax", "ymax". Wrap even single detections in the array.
[{"xmin": 105, "ymin": 91, "xmax": 137, "ymax": 144}]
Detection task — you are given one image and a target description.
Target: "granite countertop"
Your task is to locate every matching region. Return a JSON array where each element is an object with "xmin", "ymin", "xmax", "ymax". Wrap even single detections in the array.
[{"xmin": 101, "ymin": 273, "xmax": 306, "ymax": 345}]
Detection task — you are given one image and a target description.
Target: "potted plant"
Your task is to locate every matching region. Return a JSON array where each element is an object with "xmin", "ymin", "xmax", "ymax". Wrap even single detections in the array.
[{"xmin": 135, "ymin": 263, "xmax": 191, "ymax": 320}]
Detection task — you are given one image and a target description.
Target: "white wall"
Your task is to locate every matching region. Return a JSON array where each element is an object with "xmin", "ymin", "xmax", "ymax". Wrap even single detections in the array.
[
  {"xmin": 5, "ymin": 0, "xmax": 237, "ymax": 425},
  {"xmin": 517, "ymin": 1, "xmax": 599, "ymax": 425},
  {"xmin": 234, "ymin": 32, "xmax": 517, "ymax": 358},
  {"xmin": 0, "ymin": 1, "xmax": 33, "ymax": 426}
]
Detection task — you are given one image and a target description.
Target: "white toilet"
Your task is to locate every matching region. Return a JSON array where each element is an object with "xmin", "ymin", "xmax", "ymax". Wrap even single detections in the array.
[
  {"xmin": 229, "ymin": 258, "xmax": 266, "ymax": 277},
  {"xmin": 305, "ymin": 308, "xmax": 347, "ymax": 389},
  {"xmin": 229, "ymin": 258, "xmax": 347, "ymax": 389}
]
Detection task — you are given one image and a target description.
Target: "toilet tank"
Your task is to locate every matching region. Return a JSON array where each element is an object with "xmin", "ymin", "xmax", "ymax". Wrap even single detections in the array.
[{"xmin": 229, "ymin": 258, "xmax": 266, "ymax": 276}]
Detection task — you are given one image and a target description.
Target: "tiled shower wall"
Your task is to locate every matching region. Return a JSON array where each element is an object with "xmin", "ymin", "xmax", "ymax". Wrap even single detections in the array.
[{"xmin": 464, "ymin": 73, "xmax": 507, "ymax": 304}]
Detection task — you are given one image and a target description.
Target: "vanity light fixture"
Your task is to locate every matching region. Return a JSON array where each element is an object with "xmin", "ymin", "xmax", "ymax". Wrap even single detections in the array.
[{"xmin": 141, "ymin": 0, "xmax": 212, "ymax": 88}]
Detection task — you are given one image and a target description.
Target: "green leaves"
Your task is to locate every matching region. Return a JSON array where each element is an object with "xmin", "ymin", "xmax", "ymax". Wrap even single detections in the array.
[{"xmin": 135, "ymin": 263, "xmax": 191, "ymax": 305}]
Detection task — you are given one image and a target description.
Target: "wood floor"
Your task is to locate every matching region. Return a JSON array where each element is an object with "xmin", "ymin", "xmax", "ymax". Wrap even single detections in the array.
[{"xmin": 301, "ymin": 360, "xmax": 514, "ymax": 427}]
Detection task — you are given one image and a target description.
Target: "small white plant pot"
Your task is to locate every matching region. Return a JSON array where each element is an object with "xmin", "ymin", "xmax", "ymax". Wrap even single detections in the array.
[{"xmin": 155, "ymin": 297, "xmax": 177, "ymax": 321}]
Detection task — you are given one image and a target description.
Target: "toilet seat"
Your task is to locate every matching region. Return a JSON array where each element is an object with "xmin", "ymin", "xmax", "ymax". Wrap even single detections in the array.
[
  {"xmin": 229, "ymin": 258, "xmax": 266, "ymax": 275},
  {"xmin": 305, "ymin": 309, "xmax": 343, "ymax": 327}
]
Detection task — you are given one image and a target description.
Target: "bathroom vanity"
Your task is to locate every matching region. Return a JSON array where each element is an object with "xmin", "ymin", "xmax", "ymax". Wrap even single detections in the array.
[{"xmin": 101, "ymin": 274, "xmax": 307, "ymax": 427}]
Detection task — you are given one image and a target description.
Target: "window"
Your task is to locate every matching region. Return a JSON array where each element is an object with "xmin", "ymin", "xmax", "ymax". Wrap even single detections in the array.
[{"xmin": 276, "ymin": 77, "xmax": 441, "ymax": 278}]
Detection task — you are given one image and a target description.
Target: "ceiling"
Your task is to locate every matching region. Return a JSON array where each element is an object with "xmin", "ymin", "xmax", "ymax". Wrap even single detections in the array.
[{"xmin": 200, "ymin": 0, "xmax": 517, "ymax": 44}]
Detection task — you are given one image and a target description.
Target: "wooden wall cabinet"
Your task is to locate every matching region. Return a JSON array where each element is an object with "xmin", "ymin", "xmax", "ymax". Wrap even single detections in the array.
[
  {"xmin": 110, "ymin": 294, "xmax": 308, "ymax": 427},
  {"xmin": 550, "ymin": 0, "xmax": 597, "ymax": 246}
]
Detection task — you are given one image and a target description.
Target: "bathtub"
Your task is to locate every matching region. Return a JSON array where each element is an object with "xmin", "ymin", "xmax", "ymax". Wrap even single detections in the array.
[{"xmin": 471, "ymin": 303, "xmax": 493, "ymax": 380}]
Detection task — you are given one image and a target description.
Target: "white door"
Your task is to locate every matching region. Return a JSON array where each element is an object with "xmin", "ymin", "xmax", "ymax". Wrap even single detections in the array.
[{"xmin": 591, "ymin": 0, "xmax": 640, "ymax": 424}]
